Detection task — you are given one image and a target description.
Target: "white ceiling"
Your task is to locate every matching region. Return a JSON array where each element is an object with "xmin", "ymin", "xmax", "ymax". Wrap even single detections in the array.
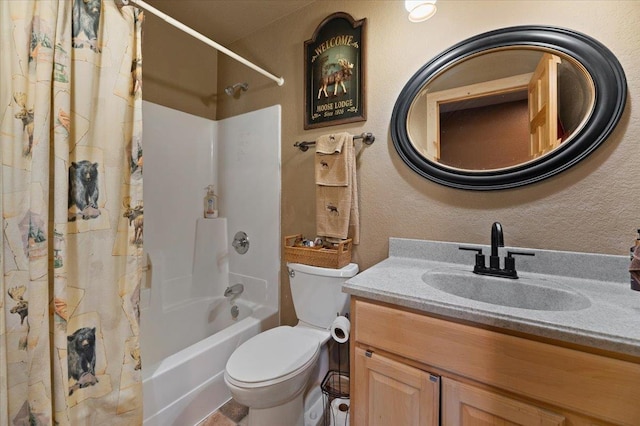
[{"xmin": 144, "ymin": 0, "xmax": 316, "ymax": 46}]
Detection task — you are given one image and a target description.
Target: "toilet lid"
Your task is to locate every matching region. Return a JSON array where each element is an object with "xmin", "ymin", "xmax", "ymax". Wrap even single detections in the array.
[{"xmin": 226, "ymin": 326, "xmax": 320, "ymax": 384}]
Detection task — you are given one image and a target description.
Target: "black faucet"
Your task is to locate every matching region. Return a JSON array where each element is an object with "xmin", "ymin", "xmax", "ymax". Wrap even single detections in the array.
[
  {"xmin": 490, "ymin": 222, "xmax": 504, "ymax": 269},
  {"xmin": 459, "ymin": 222, "xmax": 534, "ymax": 279}
]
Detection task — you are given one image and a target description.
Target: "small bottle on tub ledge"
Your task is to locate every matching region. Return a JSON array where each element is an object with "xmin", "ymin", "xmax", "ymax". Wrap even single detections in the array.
[{"xmin": 203, "ymin": 185, "xmax": 218, "ymax": 218}]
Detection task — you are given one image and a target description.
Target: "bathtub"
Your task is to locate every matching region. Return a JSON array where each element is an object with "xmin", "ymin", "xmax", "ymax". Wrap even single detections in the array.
[{"xmin": 142, "ymin": 295, "xmax": 278, "ymax": 425}]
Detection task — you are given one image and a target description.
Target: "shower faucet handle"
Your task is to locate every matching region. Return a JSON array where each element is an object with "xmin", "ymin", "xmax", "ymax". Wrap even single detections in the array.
[{"xmin": 232, "ymin": 231, "xmax": 249, "ymax": 254}]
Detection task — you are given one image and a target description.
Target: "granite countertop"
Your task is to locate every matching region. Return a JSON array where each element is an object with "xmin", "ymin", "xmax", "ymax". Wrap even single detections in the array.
[{"xmin": 344, "ymin": 238, "xmax": 640, "ymax": 358}]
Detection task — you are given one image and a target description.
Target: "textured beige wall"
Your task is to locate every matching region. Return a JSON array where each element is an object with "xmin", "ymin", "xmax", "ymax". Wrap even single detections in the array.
[
  {"xmin": 142, "ymin": 10, "xmax": 218, "ymax": 118},
  {"xmin": 215, "ymin": 1, "xmax": 638, "ymax": 326}
]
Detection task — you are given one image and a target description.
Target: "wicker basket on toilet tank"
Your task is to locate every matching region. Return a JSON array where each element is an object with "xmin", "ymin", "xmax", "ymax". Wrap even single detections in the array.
[{"xmin": 284, "ymin": 234, "xmax": 352, "ymax": 269}]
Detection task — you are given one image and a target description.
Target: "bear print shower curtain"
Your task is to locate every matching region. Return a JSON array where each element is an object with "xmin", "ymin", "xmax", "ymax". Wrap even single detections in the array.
[{"xmin": 0, "ymin": 1, "xmax": 144, "ymax": 423}]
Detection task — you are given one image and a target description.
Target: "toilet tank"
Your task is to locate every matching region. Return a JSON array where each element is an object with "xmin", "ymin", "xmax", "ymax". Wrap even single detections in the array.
[{"xmin": 287, "ymin": 262, "xmax": 358, "ymax": 329}]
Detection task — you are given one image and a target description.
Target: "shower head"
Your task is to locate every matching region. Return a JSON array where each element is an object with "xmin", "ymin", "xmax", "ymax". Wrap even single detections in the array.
[{"xmin": 224, "ymin": 82, "xmax": 249, "ymax": 96}]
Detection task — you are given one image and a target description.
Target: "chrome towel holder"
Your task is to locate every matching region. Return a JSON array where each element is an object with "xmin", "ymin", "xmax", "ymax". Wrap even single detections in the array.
[{"xmin": 294, "ymin": 132, "xmax": 375, "ymax": 152}]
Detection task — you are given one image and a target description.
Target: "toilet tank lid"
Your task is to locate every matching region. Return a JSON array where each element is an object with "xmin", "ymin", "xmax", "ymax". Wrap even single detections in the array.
[{"xmin": 287, "ymin": 262, "xmax": 359, "ymax": 278}]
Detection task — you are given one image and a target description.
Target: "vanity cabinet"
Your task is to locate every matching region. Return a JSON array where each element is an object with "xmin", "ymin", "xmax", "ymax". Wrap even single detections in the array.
[
  {"xmin": 353, "ymin": 347, "xmax": 439, "ymax": 425},
  {"xmin": 441, "ymin": 378, "xmax": 565, "ymax": 425},
  {"xmin": 350, "ymin": 297, "xmax": 640, "ymax": 426}
]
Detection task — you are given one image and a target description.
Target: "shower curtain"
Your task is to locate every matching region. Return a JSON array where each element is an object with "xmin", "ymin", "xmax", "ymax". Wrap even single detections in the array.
[{"xmin": 0, "ymin": 1, "xmax": 144, "ymax": 424}]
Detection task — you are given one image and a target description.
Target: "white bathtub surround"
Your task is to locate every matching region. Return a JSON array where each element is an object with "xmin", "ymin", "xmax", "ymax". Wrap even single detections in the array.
[
  {"xmin": 141, "ymin": 103, "xmax": 281, "ymax": 425},
  {"xmin": 192, "ymin": 218, "xmax": 229, "ymax": 299}
]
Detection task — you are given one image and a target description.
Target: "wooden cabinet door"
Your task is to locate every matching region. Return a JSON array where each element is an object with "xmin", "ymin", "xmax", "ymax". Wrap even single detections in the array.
[
  {"xmin": 353, "ymin": 347, "xmax": 439, "ymax": 426},
  {"xmin": 442, "ymin": 378, "xmax": 566, "ymax": 426}
]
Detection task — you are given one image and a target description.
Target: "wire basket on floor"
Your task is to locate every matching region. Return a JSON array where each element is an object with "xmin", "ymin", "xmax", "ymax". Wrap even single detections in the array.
[
  {"xmin": 321, "ymin": 370, "xmax": 349, "ymax": 399},
  {"xmin": 321, "ymin": 370, "xmax": 350, "ymax": 426}
]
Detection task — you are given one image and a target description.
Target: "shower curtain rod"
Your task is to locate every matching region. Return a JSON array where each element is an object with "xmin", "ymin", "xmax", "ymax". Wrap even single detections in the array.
[{"xmin": 123, "ymin": 0, "xmax": 285, "ymax": 86}]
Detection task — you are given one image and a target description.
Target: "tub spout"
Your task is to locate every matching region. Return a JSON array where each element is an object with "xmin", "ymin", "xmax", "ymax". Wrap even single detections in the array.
[{"xmin": 224, "ymin": 283, "xmax": 244, "ymax": 298}]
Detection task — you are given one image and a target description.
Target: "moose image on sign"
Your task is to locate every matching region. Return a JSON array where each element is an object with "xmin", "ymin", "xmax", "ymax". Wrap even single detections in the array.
[{"xmin": 318, "ymin": 59, "xmax": 354, "ymax": 99}]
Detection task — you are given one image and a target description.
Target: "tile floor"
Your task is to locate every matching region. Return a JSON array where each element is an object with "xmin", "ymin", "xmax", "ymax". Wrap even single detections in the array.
[{"xmin": 198, "ymin": 399, "xmax": 249, "ymax": 426}]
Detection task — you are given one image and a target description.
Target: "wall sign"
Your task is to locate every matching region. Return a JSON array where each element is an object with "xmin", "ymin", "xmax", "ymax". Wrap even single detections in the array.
[{"xmin": 304, "ymin": 12, "xmax": 366, "ymax": 129}]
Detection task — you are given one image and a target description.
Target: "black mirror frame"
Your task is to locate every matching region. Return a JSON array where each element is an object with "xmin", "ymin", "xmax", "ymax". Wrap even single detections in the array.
[{"xmin": 391, "ymin": 25, "xmax": 627, "ymax": 190}]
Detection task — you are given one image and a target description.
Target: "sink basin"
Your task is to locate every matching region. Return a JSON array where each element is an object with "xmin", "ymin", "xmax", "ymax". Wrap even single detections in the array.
[{"xmin": 422, "ymin": 269, "xmax": 591, "ymax": 311}]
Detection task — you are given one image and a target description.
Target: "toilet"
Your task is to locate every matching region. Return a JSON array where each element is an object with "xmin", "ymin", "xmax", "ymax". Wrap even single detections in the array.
[{"xmin": 224, "ymin": 262, "xmax": 358, "ymax": 426}]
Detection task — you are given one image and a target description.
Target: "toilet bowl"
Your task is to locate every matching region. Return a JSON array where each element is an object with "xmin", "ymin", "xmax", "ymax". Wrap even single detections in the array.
[
  {"xmin": 224, "ymin": 262, "xmax": 358, "ymax": 426},
  {"xmin": 225, "ymin": 326, "xmax": 322, "ymax": 407}
]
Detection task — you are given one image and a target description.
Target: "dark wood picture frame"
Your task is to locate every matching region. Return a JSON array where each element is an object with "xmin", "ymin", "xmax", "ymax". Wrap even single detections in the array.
[{"xmin": 304, "ymin": 12, "xmax": 366, "ymax": 130}]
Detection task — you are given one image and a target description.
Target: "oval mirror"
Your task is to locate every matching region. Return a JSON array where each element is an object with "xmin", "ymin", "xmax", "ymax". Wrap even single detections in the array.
[{"xmin": 391, "ymin": 26, "xmax": 627, "ymax": 190}]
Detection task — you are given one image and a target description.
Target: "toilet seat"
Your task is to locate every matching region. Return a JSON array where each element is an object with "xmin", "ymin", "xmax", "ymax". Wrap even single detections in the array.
[{"xmin": 226, "ymin": 326, "xmax": 320, "ymax": 386}]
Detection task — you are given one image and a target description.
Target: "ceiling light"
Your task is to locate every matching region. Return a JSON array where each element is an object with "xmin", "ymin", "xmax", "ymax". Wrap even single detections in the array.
[{"xmin": 405, "ymin": 0, "xmax": 437, "ymax": 22}]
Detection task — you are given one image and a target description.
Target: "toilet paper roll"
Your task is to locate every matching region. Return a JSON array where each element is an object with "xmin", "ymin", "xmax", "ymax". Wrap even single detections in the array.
[
  {"xmin": 330, "ymin": 316, "xmax": 350, "ymax": 343},
  {"xmin": 329, "ymin": 398, "xmax": 350, "ymax": 426}
]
